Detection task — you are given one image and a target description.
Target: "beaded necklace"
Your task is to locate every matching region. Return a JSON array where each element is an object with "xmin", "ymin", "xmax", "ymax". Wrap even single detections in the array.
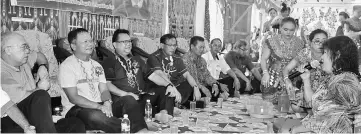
[
  {"xmin": 115, "ymin": 55, "xmax": 141, "ymax": 92},
  {"xmin": 75, "ymin": 56, "xmax": 99, "ymax": 99}
]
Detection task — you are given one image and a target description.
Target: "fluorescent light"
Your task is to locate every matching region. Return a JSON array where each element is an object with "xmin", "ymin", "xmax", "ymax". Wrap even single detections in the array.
[{"xmin": 11, "ymin": 17, "xmax": 33, "ymax": 22}]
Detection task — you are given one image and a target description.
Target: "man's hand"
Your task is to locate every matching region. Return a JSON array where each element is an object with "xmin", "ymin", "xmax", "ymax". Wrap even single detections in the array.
[
  {"xmin": 233, "ymin": 78, "xmax": 241, "ymax": 91},
  {"xmin": 174, "ymin": 89, "xmax": 182, "ymax": 103},
  {"xmin": 24, "ymin": 125, "xmax": 36, "ymax": 134},
  {"xmin": 212, "ymin": 84, "xmax": 219, "ymax": 96},
  {"xmin": 127, "ymin": 92, "xmax": 139, "ymax": 100},
  {"xmin": 245, "ymin": 80, "xmax": 252, "ymax": 91},
  {"xmin": 200, "ymin": 85, "xmax": 212, "ymax": 97},
  {"xmin": 98, "ymin": 103, "xmax": 113, "ymax": 118},
  {"xmin": 165, "ymin": 85, "xmax": 177, "ymax": 97},
  {"xmin": 193, "ymin": 86, "xmax": 201, "ymax": 101},
  {"xmin": 219, "ymin": 83, "xmax": 229, "ymax": 93}
]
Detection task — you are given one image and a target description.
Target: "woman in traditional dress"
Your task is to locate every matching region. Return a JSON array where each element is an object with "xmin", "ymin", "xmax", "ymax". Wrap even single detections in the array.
[
  {"xmin": 279, "ymin": 36, "xmax": 361, "ymax": 133},
  {"xmin": 283, "ymin": 29, "xmax": 328, "ymax": 112},
  {"xmin": 262, "ymin": 8, "xmax": 278, "ymax": 34},
  {"xmin": 270, "ymin": 3, "xmax": 291, "ymax": 32},
  {"xmin": 343, "ymin": 5, "xmax": 361, "ymax": 46},
  {"xmin": 260, "ymin": 17, "xmax": 305, "ymax": 104}
]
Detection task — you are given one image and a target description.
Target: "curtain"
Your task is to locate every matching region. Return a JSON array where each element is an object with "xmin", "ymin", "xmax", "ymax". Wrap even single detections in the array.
[
  {"xmin": 204, "ymin": 0, "xmax": 210, "ymax": 41},
  {"xmin": 209, "ymin": 0, "xmax": 224, "ymax": 43},
  {"xmin": 58, "ymin": 11, "xmax": 69, "ymax": 38}
]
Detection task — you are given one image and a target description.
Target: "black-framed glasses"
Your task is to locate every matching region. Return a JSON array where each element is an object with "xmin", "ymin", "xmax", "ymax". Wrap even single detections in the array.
[
  {"xmin": 115, "ymin": 40, "xmax": 132, "ymax": 44},
  {"xmin": 8, "ymin": 43, "xmax": 30, "ymax": 51},
  {"xmin": 312, "ymin": 40, "xmax": 324, "ymax": 44},
  {"xmin": 164, "ymin": 43, "xmax": 178, "ymax": 47}
]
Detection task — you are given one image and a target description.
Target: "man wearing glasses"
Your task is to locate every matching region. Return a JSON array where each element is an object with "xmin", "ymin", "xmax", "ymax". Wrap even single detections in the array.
[
  {"xmin": 1, "ymin": 32, "xmax": 85, "ymax": 133},
  {"xmin": 202, "ymin": 38, "xmax": 241, "ymax": 97},
  {"xmin": 101, "ymin": 29, "xmax": 161, "ymax": 130},
  {"xmin": 224, "ymin": 40, "xmax": 262, "ymax": 94},
  {"xmin": 146, "ymin": 34, "xmax": 201, "ymax": 116},
  {"xmin": 59, "ymin": 28, "xmax": 148, "ymax": 133}
]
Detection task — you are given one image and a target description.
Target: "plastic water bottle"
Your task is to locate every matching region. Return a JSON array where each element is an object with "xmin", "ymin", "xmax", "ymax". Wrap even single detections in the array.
[
  {"xmin": 121, "ymin": 114, "xmax": 130, "ymax": 133},
  {"xmin": 145, "ymin": 99, "xmax": 152, "ymax": 122},
  {"xmin": 278, "ymin": 90, "xmax": 290, "ymax": 113}
]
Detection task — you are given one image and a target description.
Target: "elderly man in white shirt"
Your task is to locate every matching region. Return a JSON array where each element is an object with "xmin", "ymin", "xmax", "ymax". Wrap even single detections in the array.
[{"xmin": 202, "ymin": 38, "xmax": 241, "ymax": 97}]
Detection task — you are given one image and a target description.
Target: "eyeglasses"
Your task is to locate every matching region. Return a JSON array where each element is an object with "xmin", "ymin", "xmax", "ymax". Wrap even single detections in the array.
[
  {"xmin": 164, "ymin": 43, "xmax": 178, "ymax": 47},
  {"xmin": 8, "ymin": 43, "xmax": 30, "ymax": 51},
  {"xmin": 115, "ymin": 40, "xmax": 132, "ymax": 44},
  {"xmin": 312, "ymin": 40, "xmax": 324, "ymax": 44}
]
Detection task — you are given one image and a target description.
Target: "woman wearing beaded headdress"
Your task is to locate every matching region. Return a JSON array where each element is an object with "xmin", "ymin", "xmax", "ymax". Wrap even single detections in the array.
[
  {"xmin": 270, "ymin": 3, "xmax": 291, "ymax": 32},
  {"xmin": 260, "ymin": 17, "xmax": 305, "ymax": 104},
  {"xmin": 343, "ymin": 5, "xmax": 361, "ymax": 46}
]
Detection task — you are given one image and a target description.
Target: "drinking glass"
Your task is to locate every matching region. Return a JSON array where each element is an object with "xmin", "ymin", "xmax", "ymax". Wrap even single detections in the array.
[{"xmin": 190, "ymin": 101, "xmax": 196, "ymax": 112}]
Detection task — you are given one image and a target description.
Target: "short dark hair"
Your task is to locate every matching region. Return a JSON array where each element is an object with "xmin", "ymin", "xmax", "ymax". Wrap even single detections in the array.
[
  {"xmin": 210, "ymin": 38, "xmax": 222, "ymax": 44},
  {"xmin": 160, "ymin": 34, "xmax": 176, "ymax": 44},
  {"xmin": 112, "ymin": 29, "xmax": 130, "ymax": 43},
  {"xmin": 280, "ymin": 17, "xmax": 296, "ymax": 27},
  {"xmin": 268, "ymin": 8, "xmax": 277, "ymax": 13},
  {"xmin": 281, "ymin": 3, "xmax": 290, "ymax": 13},
  {"xmin": 233, "ymin": 40, "xmax": 247, "ymax": 49},
  {"xmin": 338, "ymin": 12, "xmax": 350, "ymax": 19},
  {"xmin": 322, "ymin": 36, "xmax": 359, "ymax": 75},
  {"xmin": 68, "ymin": 28, "xmax": 88, "ymax": 44},
  {"xmin": 189, "ymin": 36, "xmax": 204, "ymax": 49},
  {"xmin": 309, "ymin": 29, "xmax": 328, "ymax": 41}
]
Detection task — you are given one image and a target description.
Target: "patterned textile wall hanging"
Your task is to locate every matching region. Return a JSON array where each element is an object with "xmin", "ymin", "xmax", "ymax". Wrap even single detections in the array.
[
  {"xmin": 168, "ymin": 0, "xmax": 196, "ymax": 38},
  {"xmin": 1, "ymin": 0, "xmax": 60, "ymax": 39},
  {"xmin": 128, "ymin": 18, "xmax": 162, "ymax": 38},
  {"xmin": 295, "ymin": 7, "xmax": 352, "ymax": 37},
  {"xmin": 68, "ymin": 11, "xmax": 129, "ymax": 40}
]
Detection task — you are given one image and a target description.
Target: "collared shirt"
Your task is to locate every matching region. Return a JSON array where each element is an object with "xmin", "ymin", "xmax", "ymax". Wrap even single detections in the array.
[
  {"xmin": 224, "ymin": 51, "xmax": 254, "ymax": 73},
  {"xmin": 201, "ymin": 51, "xmax": 231, "ymax": 80},
  {"xmin": 147, "ymin": 49, "xmax": 187, "ymax": 86},
  {"xmin": 1, "ymin": 88, "xmax": 15, "ymax": 117},
  {"xmin": 182, "ymin": 52, "xmax": 217, "ymax": 86},
  {"xmin": 58, "ymin": 55, "xmax": 106, "ymax": 115},
  {"xmin": 1, "ymin": 59, "xmax": 37, "ymax": 103},
  {"xmin": 102, "ymin": 54, "xmax": 147, "ymax": 93}
]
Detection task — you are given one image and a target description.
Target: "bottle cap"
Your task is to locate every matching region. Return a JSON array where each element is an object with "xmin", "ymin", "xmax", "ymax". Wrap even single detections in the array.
[
  {"xmin": 147, "ymin": 99, "xmax": 150, "ymax": 102},
  {"xmin": 124, "ymin": 114, "xmax": 128, "ymax": 118}
]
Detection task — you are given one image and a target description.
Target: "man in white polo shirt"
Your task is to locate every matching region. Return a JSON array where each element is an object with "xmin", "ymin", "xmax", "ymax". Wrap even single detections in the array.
[
  {"xmin": 202, "ymin": 38, "xmax": 241, "ymax": 97},
  {"xmin": 59, "ymin": 28, "xmax": 148, "ymax": 133}
]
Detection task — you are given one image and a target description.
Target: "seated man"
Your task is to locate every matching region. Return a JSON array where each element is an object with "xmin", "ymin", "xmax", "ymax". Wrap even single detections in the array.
[
  {"xmin": 1, "ymin": 32, "xmax": 85, "ymax": 133},
  {"xmin": 224, "ymin": 40, "xmax": 262, "ymax": 94},
  {"xmin": 202, "ymin": 38, "xmax": 241, "ymax": 96},
  {"xmin": 182, "ymin": 36, "xmax": 229, "ymax": 101},
  {"xmin": 1, "ymin": 88, "xmax": 35, "ymax": 133},
  {"xmin": 58, "ymin": 28, "xmax": 147, "ymax": 133},
  {"xmin": 101, "ymin": 29, "xmax": 158, "ymax": 128},
  {"xmin": 146, "ymin": 34, "xmax": 201, "ymax": 115}
]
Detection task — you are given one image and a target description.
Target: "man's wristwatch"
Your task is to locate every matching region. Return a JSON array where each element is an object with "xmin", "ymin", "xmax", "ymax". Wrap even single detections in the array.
[
  {"xmin": 166, "ymin": 83, "xmax": 173, "ymax": 88},
  {"xmin": 104, "ymin": 99, "xmax": 113, "ymax": 105}
]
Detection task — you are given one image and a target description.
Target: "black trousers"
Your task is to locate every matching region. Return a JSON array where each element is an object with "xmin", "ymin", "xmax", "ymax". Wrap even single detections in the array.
[
  {"xmin": 144, "ymin": 81, "xmax": 194, "ymax": 116},
  {"xmin": 139, "ymin": 86, "xmax": 169, "ymax": 117},
  {"xmin": 1, "ymin": 90, "xmax": 85, "ymax": 133},
  {"xmin": 65, "ymin": 95, "xmax": 147, "ymax": 133}
]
